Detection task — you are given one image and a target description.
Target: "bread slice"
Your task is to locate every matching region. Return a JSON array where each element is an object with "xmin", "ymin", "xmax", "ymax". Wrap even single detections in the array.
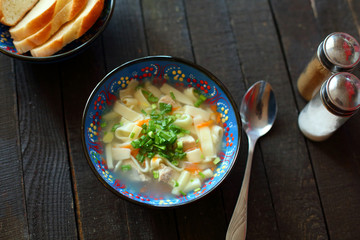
[
  {"xmin": 0, "ymin": 0, "xmax": 38, "ymax": 26},
  {"xmin": 9, "ymin": 0, "xmax": 72, "ymax": 41},
  {"xmin": 31, "ymin": 0, "xmax": 104, "ymax": 57},
  {"xmin": 13, "ymin": 0, "xmax": 88, "ymax": 53}
]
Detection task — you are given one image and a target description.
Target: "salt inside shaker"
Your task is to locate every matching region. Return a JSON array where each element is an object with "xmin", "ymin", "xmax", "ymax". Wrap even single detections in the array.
[
  {"xmin": 298, "ymin": 72, "xmax": 360, "ymax": 141},
  {"xmin": 297, "ymin": 32, "xmax": 360, "ymax": 101}
]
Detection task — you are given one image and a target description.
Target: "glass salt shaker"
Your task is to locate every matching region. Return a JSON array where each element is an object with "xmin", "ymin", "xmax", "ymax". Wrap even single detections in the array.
[
  {"xmin": 297, "ymin": 32, "xmax": 360, "ymax": 101},
  {"xmin": 298, "ymin": 72, "xmax": 360, "ymax": 141}
]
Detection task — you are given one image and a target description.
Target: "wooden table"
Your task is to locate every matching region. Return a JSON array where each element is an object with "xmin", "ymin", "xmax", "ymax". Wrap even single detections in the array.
[{"xmin": 1, "ymin": 0, "xmax": 360, "ymax": 239}]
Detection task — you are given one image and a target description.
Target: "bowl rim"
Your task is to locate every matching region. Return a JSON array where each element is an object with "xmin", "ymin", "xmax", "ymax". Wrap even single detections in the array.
[
  {"xmin": 81, "ymin": 55, "xmax": 242, "ymax": 208},
  {"xmin": 0, "ymin": 0, "xmax": 115, "ymax": 62}
]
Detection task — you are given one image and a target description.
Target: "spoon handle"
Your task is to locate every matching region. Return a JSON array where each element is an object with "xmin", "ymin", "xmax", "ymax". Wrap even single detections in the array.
[{"xmin": 226, "ymin": 137, "xmax": 256, "ymax": 240}]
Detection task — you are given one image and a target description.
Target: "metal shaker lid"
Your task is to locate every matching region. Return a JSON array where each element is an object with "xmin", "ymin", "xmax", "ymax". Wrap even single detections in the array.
[
  {"xmin": 321, "ymin": 72, "xmax": 360, "ymax": 116},
  {"xmin": 318, "ymin": 32, "xmax": 360, "ymax": 72}
]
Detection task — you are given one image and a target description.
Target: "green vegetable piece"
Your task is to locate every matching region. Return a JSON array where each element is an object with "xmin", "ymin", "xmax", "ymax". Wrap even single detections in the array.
[
  {"xmin": 129, "ymin": 132, "xmax": 135, "ymax": 139},
  {"xmin": 111, "ymin": 123, "xmax": 122, "ymax": 132},
  {"xmin": 142, "ymin": 90, "xmax": 159, "ymax": 103},
  {"xmin": 100, "ymin": 122, "xmax": 107, "ymax": 128},
  {"xmin": 199, "ymin": 171, "xmax": 205, "ymax": 179},
  {"xmin": 153, "ymin": 170, "xmax": 159, "ymax": 179},
  {"xmin": 121, "ymin": 164, "xmax": 132, "ymax": 172},
  {"xmin": 177, "ymin": 141, "xmax": 183, "ymax": 149},
  {"xmin": 170, "ymin": 91, "xmax": 176, "ymax": 100},
  {"xmin": 141, "ymin": 109, "xmax": 147, "ymax": 115},
  {"xmin": 213, "ymin": 157, "xmax": 221, "ymax": 165},
  {"xmin": 159, "ymin": 103, "xmax": 172, "ymax": 113},
  {"xmin": 136, "ymin": 153, "xmax": 145, "ymax": 163},
  {"xmin": 180, "ymin": 190, "xmax": 186, "ymax": 196},
  {"xmin": 194, "ymin": 188, "xmax": 201, "ymax": 192}
]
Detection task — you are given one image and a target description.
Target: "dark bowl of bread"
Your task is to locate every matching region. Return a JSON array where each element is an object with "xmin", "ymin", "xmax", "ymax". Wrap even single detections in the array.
[{"xmin": 0, "ymin": 0, "xmax": 114, "ymax": 62}]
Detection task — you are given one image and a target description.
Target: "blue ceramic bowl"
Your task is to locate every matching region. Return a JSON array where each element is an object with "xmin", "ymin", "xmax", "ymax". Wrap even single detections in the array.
[
  {"xmin": 0, "ymin": 0, "xmax": 114, "ymax": 62},
  {"xmin": 82, "ymin": 56, "xmax": 241, "ymax": 207}
]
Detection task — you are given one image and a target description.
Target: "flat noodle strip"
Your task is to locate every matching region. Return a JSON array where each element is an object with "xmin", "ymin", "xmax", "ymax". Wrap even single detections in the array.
[
  {"xmin": 113, "ymin": 101, "xmax": 143, "ymax": 121},
  {"xmin": 130, "ymin": 156, "xmax": 150, "ymax": 173},
  {"xmin": 160, "ymin": 83, "xmax": 194, "ymax": 105}
]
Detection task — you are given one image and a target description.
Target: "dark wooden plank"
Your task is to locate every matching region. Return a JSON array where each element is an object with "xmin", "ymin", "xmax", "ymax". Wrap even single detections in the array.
[
  {"xmin": 142, "ymin": 0, "xmax": 193, "ymax": 60},
  {"xmin": 228, "ymin": 0, "xmax": 328, "ymax": 239},
  {"xmin": 313, "ymin": 0, "xmax": 359, "ymax": 38},
  {"xmin": 105, "ymin": 1, "xmax": 180, "ymax": 239},
  {"xmin": 103, "ymin": 1, "xmax": 179, "ymax": 239},
  {"xmin": 14, "ymin": 61, "xmax": 77, "ymax": 239},
  {"xmin": 60, "ymin": 0, "xmax": 178, "ymax": 239},
  {"xmin": 181, "ymin": 0, "xmax": 250, "ymax": 239},
  {"xmin": 0, "ymin": 56, "xmax": 29, "ymax": 240},
  {"xmin": 143, "ymin": 0, "xmax": 241, "ymax": 239},
  {"xmin": 270, "ymin": 0, "xmax": 360, "ymax": 239},
  {"xmin": 60, "ymin": 41, "xmax": 130, "ymax": 240}
]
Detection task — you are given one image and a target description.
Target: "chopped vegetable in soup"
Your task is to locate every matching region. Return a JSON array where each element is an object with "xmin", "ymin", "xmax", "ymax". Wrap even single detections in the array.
[{"xmin": 100, "ymin": 80, "xmax": 224, "ymax": 197}]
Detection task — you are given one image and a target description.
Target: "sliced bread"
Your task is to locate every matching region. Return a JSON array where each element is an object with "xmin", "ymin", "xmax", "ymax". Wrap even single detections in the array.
[
  {"xmin": 9, "ymin": 0, "xmax": 72, "ymax": 41},
  {"xmin": 31, "ymin": 0, "xmax": 104, "ymax": 57},
  {"xmin": 13, "ymin": 0, "xmax": 88, "ymax": 53},
  {"xmin": 0, "ymin": 0, "xmax": 38, "ymax": 26}
]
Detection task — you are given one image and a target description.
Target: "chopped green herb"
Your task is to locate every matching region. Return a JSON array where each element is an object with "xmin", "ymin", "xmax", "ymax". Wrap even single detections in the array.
[
  {"xmin": 111, "ymin": 123, "xmax": 122, "ymax": 132},
  {"xmin": 148, "ymin": 131, "xmax": 154, "ymax": 138},
  {"xmin": 180, "ymin": 190, "xmax": 186, "ymax": 196},
  {"xmin": 129, "ymin": 132, "xmax": 135, "ymax": 139},
  {"xmin": 194, "ymin": 188, "xmax": 201, "ymax": 192},
  {"xmin": 159, "ymin": 103, "xmax": 172, "ymax": 113},
  {"xmin": 151, "ymin": 104, "xmax": 157, "ymax": 109},
  {"xmin": 153, "ymin": 170, "xmax": 159, "ymax": 179},
  {"xmin": 154, "ymin": 144, "xmax": 166, "ymax": 150},
  {"xmin": 199, "ymin": 171, "xmax": 205, "ymax": 179},
  {"xmin": 177, "ymin": 141, "xmax": 183, "ymax": 150},
  {"xmin": 173, "ymin": 180, "xmax": 179, "ymax": 187},
  {"xmin": 121, "ymin": 164, "xmax": 132, "ymax": 172},
  {"xmin": 194, "ymin": 94, "xmax": 207, "ymax": 107},
  {"xmin": 135, "ymin": 85, "xmax": 144, "ymax": 90},
  {"xmin": 196, "ymin": 139, "xmax": 199, "ymax": 143},
  {"xmin": 141, "ymin": 109, "xmax": 147, "ymax": 115},
  {"xmin": 171, "ymin": 160, "xmax": 179, "ymax": 166},
  {"xmin": 100, "ymin": 122, "xmax": 107, "ymax": 128},
  {"xmin": 170, "ymin": 91, "xmax": 176, "ymax": 100},
  {"xmin": 213, "ymin": 157, "xmax": 221, "ymax": 165},
  {"xmin": 136, "ymin": 153, "xmax": 145, "ymax": 163},
  {"xmin": 142, "ymin": 90, "xmax": 159, "ymax": 103}
]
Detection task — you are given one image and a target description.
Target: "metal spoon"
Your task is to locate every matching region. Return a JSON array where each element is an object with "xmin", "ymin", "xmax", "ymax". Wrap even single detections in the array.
[{"xmin": 226, "ymin": 80, "xmax": 277, "ymax": 240}]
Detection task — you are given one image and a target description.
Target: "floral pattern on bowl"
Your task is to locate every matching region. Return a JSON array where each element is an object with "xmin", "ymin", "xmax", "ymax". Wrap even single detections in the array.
[{"xmin": 82, "ymin": 56, "xmax": 241, "ymax": 207}]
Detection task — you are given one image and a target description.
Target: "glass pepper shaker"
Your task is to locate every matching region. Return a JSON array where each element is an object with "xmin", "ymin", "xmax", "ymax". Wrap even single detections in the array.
[
  {"xmin": 298, "ymin": 72, "xmax": 360, "ymax": 141},
  {"xmin": 297, "ymin": 32, "xmax": 360, "ymax": 101}
]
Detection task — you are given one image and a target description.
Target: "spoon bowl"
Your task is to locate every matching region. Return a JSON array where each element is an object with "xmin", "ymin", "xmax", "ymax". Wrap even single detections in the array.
[
  {"xmin": 226, "ymin": 80, "xmax": 277, "ymax": 240},
  {"xmin": 240, "ymin": 80, "xmax": 277, "ymax": 137}
]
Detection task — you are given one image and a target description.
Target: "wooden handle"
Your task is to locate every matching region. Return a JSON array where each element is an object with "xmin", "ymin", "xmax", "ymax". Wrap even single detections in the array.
[{"xmin": 226, "ymin": 137, "xmax": 256, "ymax": 240}]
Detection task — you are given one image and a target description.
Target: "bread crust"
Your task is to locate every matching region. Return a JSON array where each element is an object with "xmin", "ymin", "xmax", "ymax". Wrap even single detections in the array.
[
  {"xmin": 0, "ymin": 0, "xmax": 39, "ymax": 26},
  {"xmin": 10, "ymin": 1, "xmax": 57, "ymax": 40},
  {"xmin": 31, "ymin": 0, "xmax": 104, "ymax": 57},
  {"xmin": 13, "ymin": 0, "xmax": 88, "ymax": 53}
]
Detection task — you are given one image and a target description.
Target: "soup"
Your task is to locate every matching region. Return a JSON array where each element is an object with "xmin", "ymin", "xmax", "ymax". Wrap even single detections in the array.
[{"xmin": 100, "ymin": 80, "xmax": 224, "ymax": 197}]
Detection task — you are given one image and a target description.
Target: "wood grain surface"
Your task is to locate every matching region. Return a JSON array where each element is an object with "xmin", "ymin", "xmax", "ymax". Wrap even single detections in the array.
[{"xmin": 1, "ymin": 0, "xmax": 360, "ymax": 239}]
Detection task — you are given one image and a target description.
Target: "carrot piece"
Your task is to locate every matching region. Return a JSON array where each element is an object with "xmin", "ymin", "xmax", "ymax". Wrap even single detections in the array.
[
  {"xmin": 136, "ymin": 118, "xmax": 150, "ymax": 126},
  {"xmin": 196, "ymin": 120, "xmax": 213, "ymax": 128},
  {"xmin": 120, "ymin": 144, "xmax": 132, "ymax": 149},
  {"xmin": 210, "ymin": 105, "xmax": 217, "ymax": 112},
  {"xmin": 171, "ymin": 106, "xmax": 180, "ymax": 114},
  {"xmin": 184, "ymin": 163, "xmax": 201, "ymax": 174},
  {"xmin": 131, "ymin": 148, "xmax": 140, "ymax": 158}
]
